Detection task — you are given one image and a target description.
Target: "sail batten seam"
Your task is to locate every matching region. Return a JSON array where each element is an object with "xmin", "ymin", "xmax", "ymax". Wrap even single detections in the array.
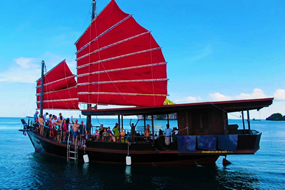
[
  {"xmin": 77, "ymin": 47, "xmax": 161, "ymax": 69},
  {"xmin": 36, "ymin": 75, "xmax": 75, "ymax": 88},
  {"xmin": 36, "ymin": 86, "xmax": 77, "ymax": 95},
  {"xmin": 36, "ymin": 98, "xmax": 79, "ymax": 103},
  {"xmin": 78, "ymin": 92, "xmax": 167, "ymax": 97},
  {"xmin": 77, "ymin": 78, "xmax": 167, "ymax": 86},
  {"xmin": 77, "ymin": 31, "xmax": 150, "ymax": 61},
  {"xmin": 76, "ymin": 14, "xmax": 132, "ymax": 54},
  {"xmin": 77, "ymin": 62, "xmax": 166, "ymax": 78}
]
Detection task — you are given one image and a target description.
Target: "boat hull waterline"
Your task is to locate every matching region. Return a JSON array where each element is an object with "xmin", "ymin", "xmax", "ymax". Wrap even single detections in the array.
[{"xmin": 27, "ymin": 130, "xmax": 260, "ymax": 165}]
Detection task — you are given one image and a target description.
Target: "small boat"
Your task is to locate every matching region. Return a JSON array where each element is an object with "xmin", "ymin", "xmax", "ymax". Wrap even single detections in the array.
[{"xmin": 21, "ymin": 0, "xmax": 273, "ymax": 165}]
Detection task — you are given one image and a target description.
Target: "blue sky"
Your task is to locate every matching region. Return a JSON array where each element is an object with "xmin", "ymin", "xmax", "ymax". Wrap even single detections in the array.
[{"xmin": 0, "ymin": 0, "xmax": 285, "ymax": 119}]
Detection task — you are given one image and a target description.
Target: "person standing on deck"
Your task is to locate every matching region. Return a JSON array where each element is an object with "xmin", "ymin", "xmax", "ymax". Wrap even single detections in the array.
[
  {"xmin": 71, "ymin": 116, "xmax": 80, "ymax": 146},
  {"xmin": 62, "ymin": 119, "xmax": 68, "ymax": 143},
  {"xmin": 130, "ymin": 119, "xmax": 139, "ymax": 143},
  {"xmin": 43, "ymin": 112, "xmax": 48, "ymax": 123},
  {"xmin": 33, "ymin": 111, "xmax": 39, "ymax": 124},
  {"xmin": 164, "ymin": 124, "xmax": 172, "ymax": 150},
  {"xmin": 48, "ymin": 114, "xmax": 53, "ymax": 138},
  {"xmin": 144, "ymin": 124, "xmax": 150, "ymax": 142},
  {"xmin": 38, "ymin": 115, "xmax": 44, "ymax": 136},
  {"xmin": 120, "ymin": 128, "xmax": 125, "ymax": 142},
  {"xmin": 69, "ymin": 124, "xmax": 74, "ymax": 143},
  {"xmin": 113, "ymin": 123, "xmax": 119, "ymax": 142},
  {"xmin": 59, "ymin": 113, "xmax": 64, "ymax": 120},
  {"xmin": 33, "ymin": 111, "xmax": 39, "ymax": 133},
  {"xmin": 99, "ymin": 124, "xmax": 104, "ymax": 141},
  {"xmin": 57, "ymin": 114, "xmax": 63, "ymax": 127},
  {"xmin": 79, "ymin": 121, "xmax": 85, "ymax": 147}
]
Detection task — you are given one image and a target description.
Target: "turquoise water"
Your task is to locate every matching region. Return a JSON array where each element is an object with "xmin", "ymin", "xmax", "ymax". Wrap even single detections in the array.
[{"xmin": 0, "ymin": 117, "xmax": 285, "ymax": 189}]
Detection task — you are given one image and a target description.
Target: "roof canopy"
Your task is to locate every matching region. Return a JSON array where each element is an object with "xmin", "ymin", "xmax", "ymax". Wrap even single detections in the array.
[{"xmin": 81, "ymin": 98, "xmax": 273, "ymax": 116}]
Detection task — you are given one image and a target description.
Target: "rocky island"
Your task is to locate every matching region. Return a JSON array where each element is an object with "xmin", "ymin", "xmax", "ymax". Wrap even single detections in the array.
[{"xmin": 266, "ymin": 113, "xmax": 285, "ymax": 121}]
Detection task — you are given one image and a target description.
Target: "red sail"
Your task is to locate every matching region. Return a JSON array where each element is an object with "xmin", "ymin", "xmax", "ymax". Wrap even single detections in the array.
[
  {"xmin": 36, "ymin": 60, "xmax": 79, "ymax": 110},
  {"xmin": 75, "ymin": 0, "xmax": 167, "ymax": 107}
]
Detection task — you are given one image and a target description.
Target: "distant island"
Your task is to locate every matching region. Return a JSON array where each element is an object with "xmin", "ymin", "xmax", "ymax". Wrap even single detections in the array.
[
  {"xmin": 138, "ymin": 113, "xmax": 177, "ymax": 120},
  {"xmin": 266, "ymin": 113, "xmax": 285, "ymax": 121}
]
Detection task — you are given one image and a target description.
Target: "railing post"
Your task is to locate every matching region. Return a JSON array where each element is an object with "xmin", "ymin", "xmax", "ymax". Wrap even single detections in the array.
[
  {"xmin": 151, "ymin": 115, "xmax": 155, "ymax": 148},
  {"xmin": 247, "ymin": 110, "xmax": 251, "ymax": 134},
  {"xmin": 241, "ymin": 111, "xmax": 246, "ymax": 132}
]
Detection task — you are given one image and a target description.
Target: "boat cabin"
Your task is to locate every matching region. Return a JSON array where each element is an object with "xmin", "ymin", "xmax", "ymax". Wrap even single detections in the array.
[{"xmin": 82, "ymin": 98, "xmax": 273, "ymax": 152}]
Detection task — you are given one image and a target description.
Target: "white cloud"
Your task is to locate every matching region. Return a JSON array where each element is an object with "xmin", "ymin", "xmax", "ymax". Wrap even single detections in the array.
[
  {"xmin": 236, "ymin": 88, "xmax": 267, "ymax": 99},
  {"xmin": 186, "ymin": 96, "xmax": 202, "ymax": 102},
  {"xmin": 0, "ymin": 53, "xmax": 76, "ymax": 84},
  {"xmin": 175, "ymin": 96, "xmax": 202, "ymax": 103},
  {"xmin": 274, "ymin": 89, "xmax": 285, "ymax": 100},
  {"xmin": 194, "ymin": 45, "xmax": 213, "ymax": 61},
  {"xmin": 0, "ymin": 57, "xmax": 41, "ymax": 83},
  {"xmin": 209, "ymin": 88, "xmax": 268, "ymax": 101},
  {"xmin": 15, "ymin": 57, "xmax": 39, "ymax": 69},
  {"xmin": 209, "ymin": 93, "xmax": 231, "ymax": 101}
]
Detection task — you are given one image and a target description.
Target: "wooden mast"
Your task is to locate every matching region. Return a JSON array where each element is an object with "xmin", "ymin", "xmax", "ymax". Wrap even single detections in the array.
[
  {"xmin": 40, "ymin": 60, "xmax": 45, "ymax": 116},
  {"xmin": 92, "ymin": 0, "xmax": 96, "ymax": 20},
  {"xmin": 86, "ymin": 0, "xmax": 97, "ymax": 134}
]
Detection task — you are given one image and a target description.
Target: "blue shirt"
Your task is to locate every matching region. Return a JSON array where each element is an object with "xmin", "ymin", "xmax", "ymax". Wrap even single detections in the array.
[
  {"xmin": 164, "ymin": 128, "xmax": 172, "ymax": 137},
  {"xmin": 33, "ymin": 113, "xmax": 38, "ymax": 123},
  {"xmin": 79, "ymin": 125, "xmax": 84, "ymax": 135}
]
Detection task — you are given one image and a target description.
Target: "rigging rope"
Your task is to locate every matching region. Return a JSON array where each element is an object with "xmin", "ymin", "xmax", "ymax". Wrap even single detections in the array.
[
  {"xmin": 210, "ymin": 102, "xmax": 241, "ymax": 119},
  {"xmin": 94, "ymin": 15, "xmax": 132, "ymax": 106}
]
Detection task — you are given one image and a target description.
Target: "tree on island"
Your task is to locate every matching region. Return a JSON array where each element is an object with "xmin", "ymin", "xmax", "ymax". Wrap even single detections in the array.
[{"xmin": 266, "ymin": 113, "xmax": 285, "ymax": 121}]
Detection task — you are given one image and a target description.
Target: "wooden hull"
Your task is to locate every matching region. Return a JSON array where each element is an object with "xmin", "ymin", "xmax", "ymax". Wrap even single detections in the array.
[
  {"xmin": 27, "ymin": 131, "xmax": 219, "ymax": 165},
  {"xmin": 26, "ymin": 127, "xmax": 261, "ymax": 166}
]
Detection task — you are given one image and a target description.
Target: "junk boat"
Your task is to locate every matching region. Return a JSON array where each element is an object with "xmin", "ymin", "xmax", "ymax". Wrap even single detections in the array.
[{"xmin": 20, "ymin": 0, "xmax": 273, "ymax": 165}]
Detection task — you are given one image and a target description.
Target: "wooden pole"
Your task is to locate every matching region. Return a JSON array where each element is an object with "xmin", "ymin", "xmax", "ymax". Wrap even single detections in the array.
[
  {"xmin": 186, "ymin": 111, "xmax": 189, "ymax": 135},
  {"xmin": 121, "ymin": 115, "xmax": 124, "ymax": 129},
  {"xmin": 247, "ymin": 110, "xmax": 251, "ymax": 134},
  {"xmin": 40, "ymin": 60, "xmax": 45, "ymax": 117},
  {"xmin": 86, "ymin": 0, "xmax": 97, "ymax": 135},
  {"xmin": 241, "ymin": 111, "xmax": 245, "ymax": 131},
  {"xmin": 151, "ymin": 115, "xmax": 155, "ymax": 148},
  {"xmin": 118, "ymin": 115, "xmax": 120, "ymax": 131},
  {"xmin": 92, "ymin": 0, "xmax": 96, "ymax": 20},
  {"xmin": 144, "ymin": 115, "xmax": 146, "ymax": 133},
  {"xmin": 167, "ymin": 114, "xmax": 170, "ymax": 126}
]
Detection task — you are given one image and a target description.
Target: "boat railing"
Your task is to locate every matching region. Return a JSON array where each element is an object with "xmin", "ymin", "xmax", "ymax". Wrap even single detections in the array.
[
  {"xmin": 88, "ymin": 133, "xmax": 174, "ymax": 146},
  {"xmin": 238, "ymin": 129, "xmax": 261, "ymax": 135}
]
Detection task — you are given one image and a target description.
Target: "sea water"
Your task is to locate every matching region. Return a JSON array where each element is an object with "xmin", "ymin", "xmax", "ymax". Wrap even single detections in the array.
[{"xmin": 0, "ymin": 117, "xmax": 285, "ymax": 189}]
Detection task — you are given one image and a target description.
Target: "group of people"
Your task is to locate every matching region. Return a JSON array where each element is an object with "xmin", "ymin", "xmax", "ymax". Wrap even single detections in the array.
[
  {"xmin": 92, "ymin": 123, "xmax": 127, "ymax": 143},
  {"xmin": 33, "ymin": 111, "xmax": 178, "ymax": 148},
  {"xmin": 90, "ymin": 120, "xmax": 151, "ymax": 144},
  {"xmin": 33, "ymin": 111, "xmax": 87, "ymax": 146},
  {"xmin": 90, "ymin": 119, "xmax": 177, "ymax": 148}
]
